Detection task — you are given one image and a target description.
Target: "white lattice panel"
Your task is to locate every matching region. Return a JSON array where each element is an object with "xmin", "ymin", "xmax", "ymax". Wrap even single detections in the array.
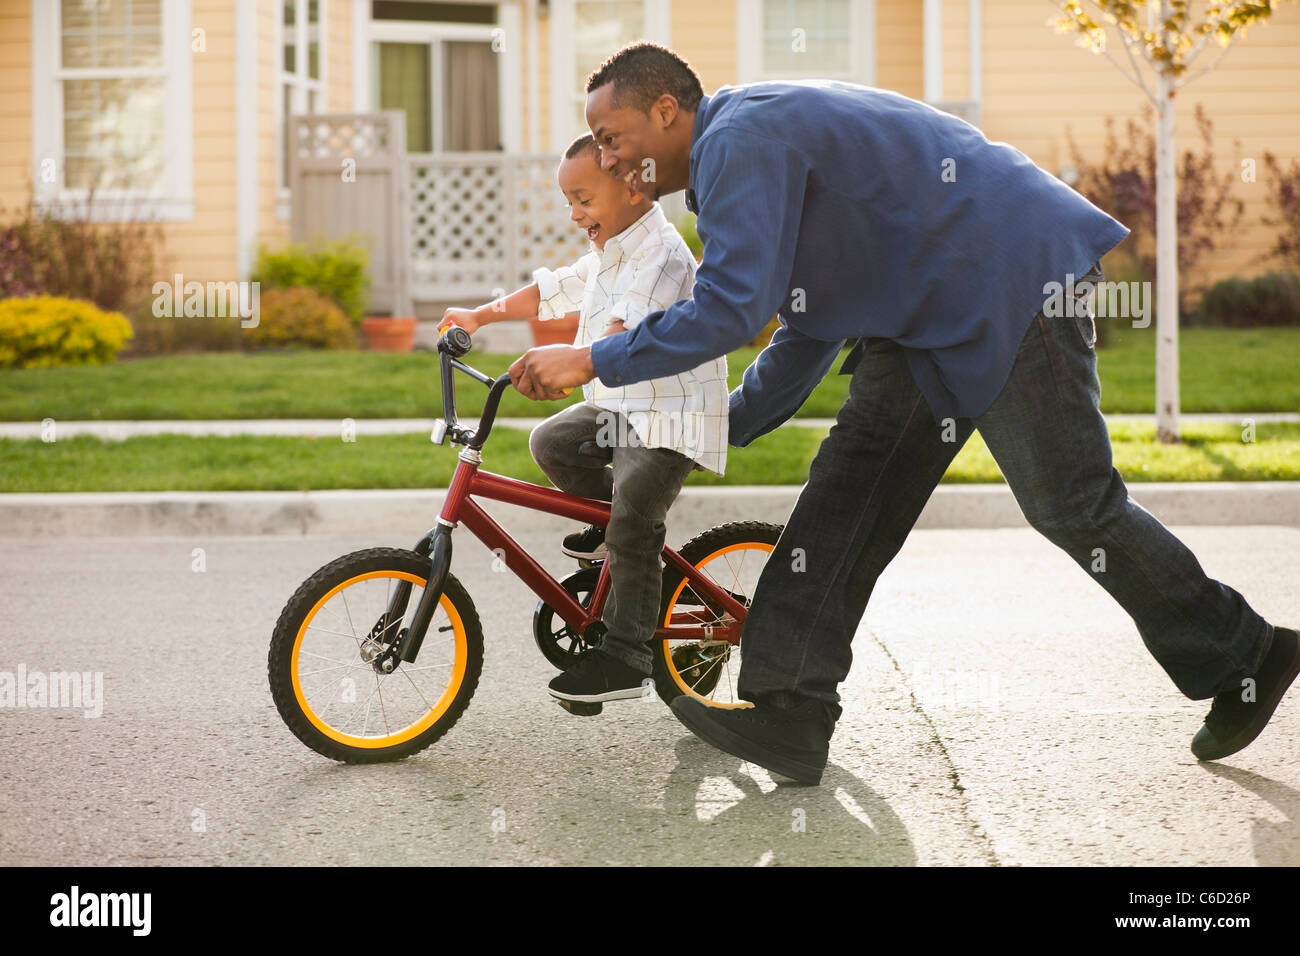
[
  {"xmin": 406, "ymin": 154, "xmax": 590, "ymax": 301},
  {"xmin": 509, "ymin": 156, "xmax": 591, "ymax": 288},
  {"xmin": 295, "ymin": 114, "xmax": 397, "ymax": 162},
  {"xmin": 408, "ymin": 156, "xmax": 508, "ymax": 297}
]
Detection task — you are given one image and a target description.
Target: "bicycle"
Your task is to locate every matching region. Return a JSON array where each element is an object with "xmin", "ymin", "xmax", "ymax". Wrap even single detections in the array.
[{"xmin": 268, "ymin": 321, "xmax": 782, "ymax": 763}]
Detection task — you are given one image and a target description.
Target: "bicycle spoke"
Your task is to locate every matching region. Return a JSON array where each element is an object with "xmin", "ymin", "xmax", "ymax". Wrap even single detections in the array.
[
  {"xmin": 340, "ymin": 590, "xmax": 361, "ymax": 652},
  {"xmin": 374, "ymin": 672, "xmax": 391, "ymax": 737},
  {"xmin": 399, "ymin": 666, "xmax": 434, "ymax": 711}
]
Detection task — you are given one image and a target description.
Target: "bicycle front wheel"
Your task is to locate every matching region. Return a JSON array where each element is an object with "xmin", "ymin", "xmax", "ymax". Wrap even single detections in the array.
[{"xmin": 268, "ymin": 547, "xmax": 483, "ymax": 762}]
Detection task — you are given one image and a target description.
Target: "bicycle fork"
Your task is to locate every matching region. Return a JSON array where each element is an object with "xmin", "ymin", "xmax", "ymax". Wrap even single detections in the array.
[{"xmin": 369, "ymin": 523, "xmax": 452, "ymax": 671}]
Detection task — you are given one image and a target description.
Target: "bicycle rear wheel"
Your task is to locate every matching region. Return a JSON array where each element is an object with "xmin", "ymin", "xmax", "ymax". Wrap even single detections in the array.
[{"xmin": 652, "ymin": 521, "xmax": 782, "ymax": 709}]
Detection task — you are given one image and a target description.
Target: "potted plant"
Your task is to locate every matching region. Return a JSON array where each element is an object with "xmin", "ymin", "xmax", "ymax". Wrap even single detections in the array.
[
  {"xmin": 528, "ymin": 312, "xmax": 581, "ymax": 347},
  {"xmin": 362, "ymin": 314, "xmax": 418, "ymax": 352}
]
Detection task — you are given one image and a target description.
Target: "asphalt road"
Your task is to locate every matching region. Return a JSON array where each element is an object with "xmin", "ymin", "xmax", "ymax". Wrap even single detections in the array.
[{"xmin": 1, "ymin": 514, "xmax": 1296, "ymax": 866}]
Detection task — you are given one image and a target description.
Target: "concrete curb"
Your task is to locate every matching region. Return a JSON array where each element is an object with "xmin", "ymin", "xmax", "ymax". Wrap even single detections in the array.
[
  {"xmin": 1, "ymin": 412, "xmax": 1297, "ymax": 440},
  {"xmin": 2, "ymin": 482, "xmax": 1297, "ymax": 538}
]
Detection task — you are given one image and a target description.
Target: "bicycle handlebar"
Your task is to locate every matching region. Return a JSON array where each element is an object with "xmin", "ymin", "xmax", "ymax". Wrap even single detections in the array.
[{"xmin": 436, "ymin": 321, "xmax": 513, "ymax": 450}]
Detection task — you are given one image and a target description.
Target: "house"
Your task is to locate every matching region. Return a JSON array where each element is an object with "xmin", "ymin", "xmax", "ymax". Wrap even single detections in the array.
[{"xmin": 2, "ymin": 0, "xmax": 1297, "ymax": 320}]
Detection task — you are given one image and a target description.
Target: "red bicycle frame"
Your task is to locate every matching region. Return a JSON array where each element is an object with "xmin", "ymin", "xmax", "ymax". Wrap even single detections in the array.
[{"xmin": 439, "ymin": 454, "xmax": 748, "ymax": 644}]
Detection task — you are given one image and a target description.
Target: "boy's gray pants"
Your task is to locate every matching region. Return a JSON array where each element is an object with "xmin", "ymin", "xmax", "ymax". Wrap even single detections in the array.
[{"xmin": 529, "ymin": 402, "xmax": 697, "ymax": 672}]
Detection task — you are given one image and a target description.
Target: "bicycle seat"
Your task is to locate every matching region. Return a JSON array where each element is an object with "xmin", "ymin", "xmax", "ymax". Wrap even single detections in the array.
[{"xmin": 577, "ymin": 440, "xmax": 613, "ymax": 462}]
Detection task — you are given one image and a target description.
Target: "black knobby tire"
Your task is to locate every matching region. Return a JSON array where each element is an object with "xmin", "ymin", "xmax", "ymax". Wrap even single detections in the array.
[
  {"xmin": 652, "ymin": 521, "xmax": 783, "ymax": 708},
  {"xmin": 268, "ymin": 547, "xmax": 483, "ymax": 763}
]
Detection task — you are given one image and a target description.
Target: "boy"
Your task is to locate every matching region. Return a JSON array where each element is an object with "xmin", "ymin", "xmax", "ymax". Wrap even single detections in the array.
[{"xmin": 442, "ymin": 133, "xmax": 728, "ymax": 708}]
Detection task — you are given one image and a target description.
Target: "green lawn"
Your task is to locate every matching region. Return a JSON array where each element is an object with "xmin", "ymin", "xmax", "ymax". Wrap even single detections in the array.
[
  {"xmin": 1, "ymin": 327, "xmax": 1296, "ymax": 421},
  {"xmin": 3, "ymin": 422, "xmax": 1297, "ymax": 492}
]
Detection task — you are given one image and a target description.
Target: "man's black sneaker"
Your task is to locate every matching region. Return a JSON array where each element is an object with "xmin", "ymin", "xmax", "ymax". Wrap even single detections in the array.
[
  {"xmin": 1191, "ymin": 626, "xmax": 1300, "ymax": 761},
  {"xmin": 669, "ymin": 695, "xmax": 834, "ymax": 785},
  {"xmin": 562, "ymin": 524, "xmax": 607, "ymax": 560},
  {"xmin": 548, "ymin": 648, "xmax": 650, "ymax": 704}
]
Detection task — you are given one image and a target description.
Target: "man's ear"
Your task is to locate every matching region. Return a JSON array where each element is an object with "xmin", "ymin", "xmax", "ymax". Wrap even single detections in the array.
[{"xmin": 654, "ymin": 93, "xmax": 679, "ymax": 131}]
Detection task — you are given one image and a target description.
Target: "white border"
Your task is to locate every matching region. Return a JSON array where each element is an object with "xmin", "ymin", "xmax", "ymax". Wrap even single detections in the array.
[{"xmin": 236, "ymin": 0, "xmax": 258, "ymax": 277}]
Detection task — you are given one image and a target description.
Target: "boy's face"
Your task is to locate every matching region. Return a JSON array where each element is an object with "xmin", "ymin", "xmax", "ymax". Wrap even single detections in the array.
[{"xmin": 557, "ymin": 150, "xmax": 646, "ymax": 250}]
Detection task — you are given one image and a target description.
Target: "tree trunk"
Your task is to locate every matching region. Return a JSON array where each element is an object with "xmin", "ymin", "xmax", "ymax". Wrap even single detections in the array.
[{"xmin": 1155, "ymin": 66, "xmax": 1180, "ymax": 443}]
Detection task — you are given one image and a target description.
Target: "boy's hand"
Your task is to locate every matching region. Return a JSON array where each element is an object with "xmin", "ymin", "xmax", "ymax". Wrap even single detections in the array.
[
  {"xmin": 602, "ymin": 319, "xmax": 628, "ymax": 337},
  {"xmin": 442, "ymin": 307, "xmax": 479, "ymax": 335},
  {"xmin": 509, "ymin": 345, "xmax": 595, "ymax": 401}
]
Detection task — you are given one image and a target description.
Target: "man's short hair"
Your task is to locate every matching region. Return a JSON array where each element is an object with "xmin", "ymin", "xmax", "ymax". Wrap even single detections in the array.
[
  {"xmin": 585, "ymin": 42, "xmax": 703, "ymax": 114},
  {"xmin": 564, "ymin": 132, "xmax": 601, "ymax": 161}
]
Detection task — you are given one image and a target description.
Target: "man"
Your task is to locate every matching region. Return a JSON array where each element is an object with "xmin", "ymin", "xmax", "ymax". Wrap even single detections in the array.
[{"xmin": 508, "ymin": 43, "xmax": 1298, "ymax": 786}]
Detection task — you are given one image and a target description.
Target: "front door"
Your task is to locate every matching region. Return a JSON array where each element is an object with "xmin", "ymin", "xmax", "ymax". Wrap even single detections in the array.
[{"xmin": 370, "ymin": 7, "xmax": 502, "ymax": 153}]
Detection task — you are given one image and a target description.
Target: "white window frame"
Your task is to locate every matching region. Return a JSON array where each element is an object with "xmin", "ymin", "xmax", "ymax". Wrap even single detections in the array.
[
  {"xmin": 31, "ymin": 0, "xmax": 194, "ymax": 222},
  {"xmin": 361, "ymin": 5, "xmax": 522, "ymax": 156},
  {"xmin": 276, "ymin": 0, "xmax": 328, "ymax": 220},
  {"xmin": 548, "ymin": 0, "xmax": 670, "ymax": 152},
  {"xmin": 737, "ymin": 0, "xmax": 875, "ymax": 86}
]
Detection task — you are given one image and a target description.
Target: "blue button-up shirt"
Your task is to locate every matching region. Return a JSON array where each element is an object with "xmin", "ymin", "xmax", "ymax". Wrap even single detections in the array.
[{"xmin": 589, "ymin": 80, "xmax": 1130, "ymax": 445}]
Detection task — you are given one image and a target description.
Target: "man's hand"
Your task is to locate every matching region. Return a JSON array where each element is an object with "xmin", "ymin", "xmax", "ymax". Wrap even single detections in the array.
[
  {"xmin": 509, "ymin": 345, "xmax": 596, "ymax": 401},
  {"xmin": 441, "ymin": 306, "xmax": 479, "ymax": 335}
]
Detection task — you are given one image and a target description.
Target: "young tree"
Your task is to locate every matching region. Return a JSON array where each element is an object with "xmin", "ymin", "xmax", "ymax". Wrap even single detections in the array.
[{"xmin": 1052, "ymin": 1, "xmax": 1294, "ymax": 443}]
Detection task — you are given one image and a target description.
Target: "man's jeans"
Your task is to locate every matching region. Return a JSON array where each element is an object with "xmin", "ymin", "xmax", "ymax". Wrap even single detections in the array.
[
  {"xmin": 529, "ymin": 402, "xmax": 696, "ymax": 672},
  {"xmin": 737, "ymin": 266, "xmax": 1275, "ymax": 721}
]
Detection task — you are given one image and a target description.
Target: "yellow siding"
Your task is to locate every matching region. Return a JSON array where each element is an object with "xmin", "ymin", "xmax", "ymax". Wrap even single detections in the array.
[
  {"xmin": 0, "ymin": 0, "xmax": 31, "ymax": 215},
  {"xmin": 981, "ymin": 0, "xmax": 1300, "ymax": 284},
  {"xmin": 941, "ymin": 0, "xmax": 970, "ymax": 101},
  {"xmin": 876, "ymin": 0, "xmax": 922, "ymax": 98},
  {"xmin": 327, "ymin": 0, "xmax": 352, "ymax": 111},
  {"xmin": 672, "ymin": 0, "xmax": 737, "ymax": 94},
  {"xmin": 160, "ymin": 0, "xmax": 238, "ymax": 281}
]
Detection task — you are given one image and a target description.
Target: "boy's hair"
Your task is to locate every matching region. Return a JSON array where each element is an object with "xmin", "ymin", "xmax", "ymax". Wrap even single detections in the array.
[
  {"xmin": 564, "ymin": 132, "xmax": 601, "ymax": 162},
  {"xmin": 585, "ymin": 42, "xmax": 703, "ymax": 114}
]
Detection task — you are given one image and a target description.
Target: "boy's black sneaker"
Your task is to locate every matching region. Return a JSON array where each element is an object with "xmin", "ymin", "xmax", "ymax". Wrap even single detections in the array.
[
  {"xmin": 548, "ymin": 648, "xmax": 650, "ymax": 704},
  {"xmin": 562, "ymin": 524, "xmax": 607, "ymax": 560},
  {"xmin": 1192, "ymin": 626, "xmax": 1300, "ymax": 761},
  {"xmin": 669, "ymin": 695, "xmax": 834, "ymax": 785}
]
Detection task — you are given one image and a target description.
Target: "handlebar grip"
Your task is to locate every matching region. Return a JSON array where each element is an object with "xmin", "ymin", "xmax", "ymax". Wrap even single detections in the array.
[{"xmin": 439, "ymin": 325, "xmax": 472, "ymax": 358}]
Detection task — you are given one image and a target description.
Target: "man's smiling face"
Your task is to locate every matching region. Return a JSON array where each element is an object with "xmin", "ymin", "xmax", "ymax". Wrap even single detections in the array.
[{"xmin": 585, "ymin": 82, "xmax": 669, "ymax": 200}]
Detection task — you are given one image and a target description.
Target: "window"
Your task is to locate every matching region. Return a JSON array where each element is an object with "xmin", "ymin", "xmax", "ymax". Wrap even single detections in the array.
[
  {"xmin": 573, "ymin": 0, "xmax": 644, "ymax": 133},
  {"xmin": 550, "ymin": 0, "xmax": 668, "ymax": 151},
  {"xmin": 738, "ymin": 0, "xmax": 874, "ymax": 85},
  {"xmin": 32, "ymin": 0, "xmax": 193, "ymax": 220},
  {"xmin": 367, "ymin": 7, "xmax": 505, "ymax": 155},
  {"xmin": 279, "ymin": 0, "xmax": 327, "ymax": 196},
  {"xmin": 761, "ymin": 0, "xmax": 851, "ymax": 74}
]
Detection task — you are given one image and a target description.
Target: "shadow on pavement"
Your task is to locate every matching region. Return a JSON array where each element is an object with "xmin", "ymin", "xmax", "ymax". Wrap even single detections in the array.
[{"xmin": 1200, "ymin": 763, "xmax": 1300, "ymax": 866}]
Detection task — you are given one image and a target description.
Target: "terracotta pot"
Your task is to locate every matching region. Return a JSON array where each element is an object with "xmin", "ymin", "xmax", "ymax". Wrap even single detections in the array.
[
  {"xmin": 529, "ymin": 314, "xmax": 580, "ymax": 347},
  {"xmin": 362, "ymin": 316, "xmax": 418, "ymax": 352}
]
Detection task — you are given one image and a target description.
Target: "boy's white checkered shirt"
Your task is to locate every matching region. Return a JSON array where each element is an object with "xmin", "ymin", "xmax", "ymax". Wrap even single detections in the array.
[{"xmin": 532, "ymin": 202, "xmax": 728, "ymax": 476}]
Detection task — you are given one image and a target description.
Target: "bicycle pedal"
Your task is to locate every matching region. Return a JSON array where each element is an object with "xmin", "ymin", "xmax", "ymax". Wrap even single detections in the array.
[{"xmin": 556, "ymin": 699, "xmax": 603, "ymax": 717}]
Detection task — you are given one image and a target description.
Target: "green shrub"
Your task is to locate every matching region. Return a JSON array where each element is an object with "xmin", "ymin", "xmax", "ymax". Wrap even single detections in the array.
[
  {"xmin": 244, "ymin": 287, "xmax": 358, "ymax": 350},
  {"xmin": 1191, "ymin": 272, "xmax": 1300, "ymax": 328},
  {"xmin": 125, "ymin": 313, "xmax": 245, "ymax": 356},
  {"xmin": 2, "ymin": 199, "xmax": 165, "ymax": 316},
  {"xmin": 252, "ymin": 239, "xmax": 371, "ymax": 324},
  {"xmin": 0, "ymin": 295, "xmax": 133, "ymax": 368},
  {"xmin": 674, "ymin": 213, "xmax": 703, "ymax": 261}
]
